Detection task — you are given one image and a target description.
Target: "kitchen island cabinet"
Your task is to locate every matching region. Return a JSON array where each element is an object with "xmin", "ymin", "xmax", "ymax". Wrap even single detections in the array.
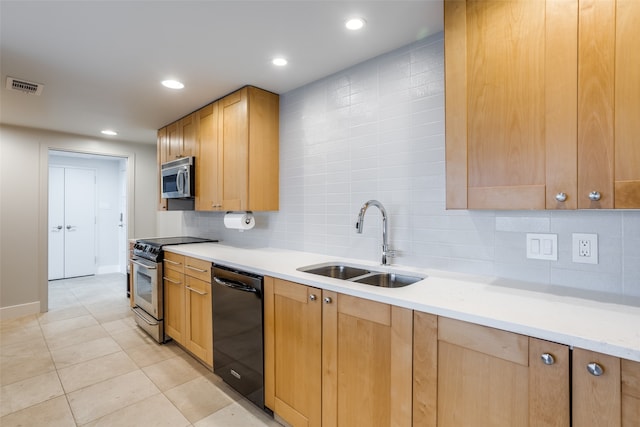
[
  {"xmin": 264, "ymin": 277, "xmax": 412, "ymax": 427},
  {"xmin": 445, "ymin": 0, "xmax": 640, "ymax": 210}
]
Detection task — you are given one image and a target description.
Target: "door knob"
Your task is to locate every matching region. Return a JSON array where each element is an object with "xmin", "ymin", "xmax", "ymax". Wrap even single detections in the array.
[
  {"xmin": 555, "ymin": 193, "xmax": 567, "ymax": 202},
  {"xmin": 541, "ymin": 353, "xmax": 555, "ymax": 365},
  {"xmin": 587, "ymin": 362, "xmax": 604, "ymax": 376},
  {"xmin": 588, "ymin": 191, "xmax": 601, "ymax": 201},
  {"xmin": 323, "ymin": 296, "xmax": 332, "ymax": 304}
]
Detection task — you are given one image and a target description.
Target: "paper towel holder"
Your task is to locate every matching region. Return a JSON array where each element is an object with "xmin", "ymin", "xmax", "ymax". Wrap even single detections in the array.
[{"xmin": 225, "ymin": 211, "xmax": 254, "ymax": 225}]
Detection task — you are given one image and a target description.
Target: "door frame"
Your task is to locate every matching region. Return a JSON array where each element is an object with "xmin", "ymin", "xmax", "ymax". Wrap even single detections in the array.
[{"xmin": 39, "ymin": 145, "xmax": 136, "ymax": 312}]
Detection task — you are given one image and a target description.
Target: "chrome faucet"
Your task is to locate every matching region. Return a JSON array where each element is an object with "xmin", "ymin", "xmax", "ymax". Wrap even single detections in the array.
[{"xmin": 355, "ymin": 200, "xmax": 395, "ymax": 265}]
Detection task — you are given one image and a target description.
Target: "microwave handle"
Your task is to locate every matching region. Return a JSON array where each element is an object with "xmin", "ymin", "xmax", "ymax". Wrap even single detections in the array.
[{"xmin": 176, "ymin": 168, "xmax": 185, "ymax": 194}]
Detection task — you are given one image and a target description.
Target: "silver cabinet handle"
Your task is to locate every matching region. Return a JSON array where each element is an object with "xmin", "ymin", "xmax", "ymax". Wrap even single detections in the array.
[
  {"xmin": 555, "ymin": 193, "xmax": 567, "ymax": 202},
  {"xmin": 185, "ymin": 265, "xmax": 208, "ymax": 273},
  {"xmin": 541, "ymin": 353, "xmax": 555, "ymax": 365},
  {"xmin": 186, "ymin": 286, "xmax": 208, "ymax": 296},
  {"xmin": 589, "ymin": 191, "xmax": 601, "ymax": 201},
  {"xmin": 324, "ymin": 296, "xmax": 332, "ymax": 304},
  {"xmin": 164, "ymin": 259, "xmax": 181, "ymax": 265},
  {"xmin": 163, "ymin": 277, "xmax": 182, "ymax": 284},
  {"xmin": 587, "ymin": 362, "xmax": 604, "ymax": 376},
  {"xmin": 130, "ymin": 259, "xmax": 157, "ymax": 270},
  {"xmin": 309, "ymin": 294, "xmax": 317, "ymax": 301},
  {"xmin": 66, "ymin": 225, "xmax": 76, "ymax": 230}
]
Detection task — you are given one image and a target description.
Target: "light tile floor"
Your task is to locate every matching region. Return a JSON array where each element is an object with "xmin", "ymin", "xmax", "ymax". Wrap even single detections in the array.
[{"xmin": 0, "ymin": 273, "xmax": 281, "ymax": 427}]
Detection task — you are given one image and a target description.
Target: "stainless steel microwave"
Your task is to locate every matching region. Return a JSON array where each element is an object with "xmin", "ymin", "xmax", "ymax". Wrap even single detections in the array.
[{"xmin": 161, "ymin": 157, "xmax": 194, "ymax": 199}]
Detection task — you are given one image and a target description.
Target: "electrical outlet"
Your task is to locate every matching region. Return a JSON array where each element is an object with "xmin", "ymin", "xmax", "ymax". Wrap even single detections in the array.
[{"xmin": 572, "ymin": 233, "xmax": 598, "ymax": 264}]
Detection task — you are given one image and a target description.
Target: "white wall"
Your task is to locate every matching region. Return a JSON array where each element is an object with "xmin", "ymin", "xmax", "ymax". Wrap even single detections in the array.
[
  {"xmin": 0, "ymin": 124, "xmax": 157, "ymax": 317},
  {"xmin": 166, "ymin": 32, "xmax": 640, "ymax": 298}
]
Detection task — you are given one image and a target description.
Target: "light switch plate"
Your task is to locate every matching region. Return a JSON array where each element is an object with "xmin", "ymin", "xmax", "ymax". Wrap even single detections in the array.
[
  {"xmin": 526, "ymin": 233, "xmax": 558, "ymax": 261},
  {"xmin": 572, "ymin": 233, "xmax": 598, "ymax": 264}
]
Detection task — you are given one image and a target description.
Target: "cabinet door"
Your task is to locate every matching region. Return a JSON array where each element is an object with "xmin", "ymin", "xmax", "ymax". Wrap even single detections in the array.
[
  {"xmin": 445, "ymin": 0, "xmax": 578, "ymax": 209},
  {"xmin": 166, "ymin": 121, "xmax": 181, "ymax": 160},
  {"xmin": 413, "ymin": 311, "xmax": 438, "ymax": 427},
  {"xmin": 322, "ymin": 292, "xmax": 412, "ymax": 427},
  {"xmin": 437, "ymin": 317, "xmax": 569, "ymax": 427},
  {"xmin": 219, "ymin": 88, "xmax": 249, "ymax": 211},
  {"xmin": 264, "ymin": 277, "xmax": 322, "ymax": 427},
  {"xmin": 184, "ymin": 276, "xmax": 212, "ymax": 367},
  {"xmin": 573, "ymin": 348, "xmax": 621, "ymax": 426},
  {"xmin": 195, "ymin": 102, "xmax": 222, "ymax": 211},
  {"xmin": 163, "ymin": 267, "xmax": 184, "ymax": 343},
  {"xmin": 622, "ymin": 358, "xmax": 640, "ymax": 427},
  {"xmin": 579, "ymin": 0, "xmax": 640, "ymax": 209},
  {"xmin": 157, "ymin": 127, "xmax": 168, "ymax": 211},
  {"xmin": 614, "ymin": 0, "xmax": 640, "ymax": 208},
  {"xmin": 179, "ymin": 113, "xmax": 197, "ymax": 158}
]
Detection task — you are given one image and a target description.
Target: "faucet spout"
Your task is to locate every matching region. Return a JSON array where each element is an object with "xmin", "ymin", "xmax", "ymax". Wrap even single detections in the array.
[{"xmin": 355, "ymin": 200, "xmax": 394, "ymax": 265}]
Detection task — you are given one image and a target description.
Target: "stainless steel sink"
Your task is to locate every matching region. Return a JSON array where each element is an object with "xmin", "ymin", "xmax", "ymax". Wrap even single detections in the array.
[
  {"xmin": 299, "ymin": 264, "xmax": 371, "ymax": 280},
  {"xmin": 297, "ymin": 263, "xmax": 425, "ymax": 288},
  {"xmin": 353, "ymin": 272, "xmax": 423, "ymax": 288}
]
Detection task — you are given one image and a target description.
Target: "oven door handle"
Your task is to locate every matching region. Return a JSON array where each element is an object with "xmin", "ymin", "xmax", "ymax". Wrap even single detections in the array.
[
  {"xmin": 131, "ymin": 259, "xmax": 157, "ymax": 270},
  {"xmin": 131, "ymin": 307, "xmax": 159, "ymax": 325},
  {"xmin": 213, "ymin": 276, "xmax": 258, "ymax": 294}
]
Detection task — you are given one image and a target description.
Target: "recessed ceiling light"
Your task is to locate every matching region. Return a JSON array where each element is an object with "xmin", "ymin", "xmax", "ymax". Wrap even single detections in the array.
[
  {"xmin": 101, "ymin": 130, "xmax": 118, "ymax": 136},
  {"xmin": 345, "ymin": 18, "xmax": 366, "ymax": 31},
  {"xmin": 272, "ymin": 58, "xmax": 288, "ymax": 66},
  {"xmin": 161, "ymin": 79, "xmax": 184, "ymax": 89}
]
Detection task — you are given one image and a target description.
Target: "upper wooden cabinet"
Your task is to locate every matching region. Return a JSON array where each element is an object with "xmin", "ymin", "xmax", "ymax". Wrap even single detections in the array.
[
  {"xmin": 166, "ymin": 113, "xmax": 197, "ymax": 161},
  {"xmin": 578, "ymin": 0, "xmax": 640, "ymax": 209},
  {"xmin": 195, "ymin": 102, "xmax": 222, "ymax": 211},
  {"xmin": 157, "ymin": 127, "xmax": 168, "ymax": 211},
  {"xmin": 218, "ymin": 86, "xmax": 279, "ymax": 211},
  {"xmin": 159, "ymin": 85, "xmax": 279, "ymax": 212},
  {"xmin": 445, "ymin": 0, "xmax": 640, "ymax": 210}
]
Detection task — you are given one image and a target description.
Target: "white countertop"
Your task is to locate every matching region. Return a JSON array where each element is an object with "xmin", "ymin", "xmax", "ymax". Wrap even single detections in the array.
[{"xmin": 165, "ymin": 243, "xmax": 640, "ymax": 362}]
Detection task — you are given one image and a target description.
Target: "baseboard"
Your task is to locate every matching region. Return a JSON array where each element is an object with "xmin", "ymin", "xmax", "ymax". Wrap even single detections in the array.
[
  {"xmin": 97, "ymin": 265, "xmax": 120, "ymax": 275},
  {"xmin": 0, "ymin": 301, "xmax": 41, "ymax": 321}
]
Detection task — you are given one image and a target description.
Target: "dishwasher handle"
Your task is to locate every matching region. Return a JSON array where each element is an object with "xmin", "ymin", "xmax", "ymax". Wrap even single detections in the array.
[{"xmin": 213, "ymin": 276, "xmax": 259, "ymax": 294}]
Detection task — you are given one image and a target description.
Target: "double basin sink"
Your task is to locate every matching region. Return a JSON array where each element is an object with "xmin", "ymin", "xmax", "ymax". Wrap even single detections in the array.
[{"xmin": 297, "ymin": 263, "xmax": 425, "ymax": 288}]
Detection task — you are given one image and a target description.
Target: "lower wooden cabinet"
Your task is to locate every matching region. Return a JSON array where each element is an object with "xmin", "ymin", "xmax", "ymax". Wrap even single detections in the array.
[
  {"xmin": 435, "ymin": 317, "xmax": 570, "ymax": 427},
  {"xmin": 573, "ymin": 348, "xmax": 640, "ymax": 427},
  {"xmin": 265, "ymin": 278, "xmax": 638, "ymax": 427},
  {"xmin": 163, "ymin": 253, "xmax": 213, "ymax": 367},
  {"xmin": 264, "ymin": 277, "xmax": 412, "ymax": 427}
]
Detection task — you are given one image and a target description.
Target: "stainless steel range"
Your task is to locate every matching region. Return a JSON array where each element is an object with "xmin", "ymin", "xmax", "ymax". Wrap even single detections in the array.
[{"xmin": 131, "ymin": 236, "xmax": 216, "ymax": 343}]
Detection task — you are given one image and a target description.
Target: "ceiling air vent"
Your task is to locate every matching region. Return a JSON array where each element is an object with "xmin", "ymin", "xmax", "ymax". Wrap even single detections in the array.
[{"xmin": 6, "ymin": 77, "xmax": 44, "ymax": 95}]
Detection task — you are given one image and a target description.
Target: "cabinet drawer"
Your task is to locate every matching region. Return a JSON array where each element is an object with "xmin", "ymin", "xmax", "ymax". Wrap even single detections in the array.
[
  {"xmin": 184, "ymin": 256, "xmax": 211, "ymax": 282},
  {"xmin": 163, "ymin": 267, "xmax": 183, "ymax": 286},
  {"xmin": 164, "ymin": 252, "xmax": 184, "ymax": 273}
]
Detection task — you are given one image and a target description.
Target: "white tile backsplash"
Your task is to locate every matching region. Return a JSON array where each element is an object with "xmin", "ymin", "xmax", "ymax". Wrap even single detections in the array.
[{"xmin": 174, "ymin": 32, "xmax": 640, "ymax": 297}]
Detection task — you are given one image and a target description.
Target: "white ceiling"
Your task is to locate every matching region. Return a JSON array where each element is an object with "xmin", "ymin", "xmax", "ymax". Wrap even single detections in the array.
[{"xmin": 0, "ymin": 1, "xmax": 443, "ymax": 145}]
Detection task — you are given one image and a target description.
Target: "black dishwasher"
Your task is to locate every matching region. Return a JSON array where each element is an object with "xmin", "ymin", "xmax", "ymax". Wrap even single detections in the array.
[{"xmin": 211, "ymin": 265, "xmax": 265, "ymax": 410}]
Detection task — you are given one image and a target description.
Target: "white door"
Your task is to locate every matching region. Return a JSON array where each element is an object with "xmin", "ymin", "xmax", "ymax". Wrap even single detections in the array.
[
  {"xmin": 64, "ymin": 168, "xmax": 96, "ymax": 278},
  {"xmin": 48, "ymin": 167, "xmax": 65, "ymax": 280},
  {"xmin": 48, "ymin": 166, "xmax": 97, "ymax": 279}
]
